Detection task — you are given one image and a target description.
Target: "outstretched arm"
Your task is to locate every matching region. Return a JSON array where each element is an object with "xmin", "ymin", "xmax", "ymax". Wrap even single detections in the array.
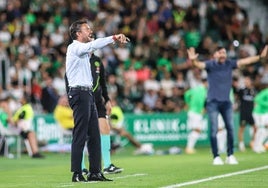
[
  {"xmin": 73, "ymin": 34, "xmax": 130, "ymax": 56},
  {"xmin": 113, "ymin": 34, "xmax": 130, "ymax": 43},
  {"xmin": 237, "ymin": 45, "xmax": 268, "ymax": 68},
  {"xmin": 187, "ymin": 47, "xmax": 206, "ymax": 69}
]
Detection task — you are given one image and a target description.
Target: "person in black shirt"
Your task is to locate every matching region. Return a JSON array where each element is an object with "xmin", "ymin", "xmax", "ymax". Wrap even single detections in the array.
[
  {"xmin": 237, "ymin": 76, "xmax": 257, "ymax": 151},
  {"xmin": 90, "ymin": 54, "xmax": 123, "ymax": 174}
]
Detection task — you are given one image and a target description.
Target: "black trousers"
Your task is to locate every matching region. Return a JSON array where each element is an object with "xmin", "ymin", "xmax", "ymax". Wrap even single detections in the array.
[{"xmin": 68, "ymin": 89, "xmax": 101, "ymax": 173}]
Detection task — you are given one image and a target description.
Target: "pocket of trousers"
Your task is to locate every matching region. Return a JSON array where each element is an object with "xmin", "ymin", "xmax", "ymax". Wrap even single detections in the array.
[{"xmin": 67, "ymin": 90, "xmax": 80, "ymax": 109}]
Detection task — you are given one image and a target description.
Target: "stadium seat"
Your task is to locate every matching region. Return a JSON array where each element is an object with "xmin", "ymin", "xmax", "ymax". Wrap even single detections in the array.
[
  {"xmin": 0, "ymin": 122, "xmax": 22, "ymax": 158},
  {"xmin": 0, "ymin": 122, "xmax": 32, "ymax": 158}
]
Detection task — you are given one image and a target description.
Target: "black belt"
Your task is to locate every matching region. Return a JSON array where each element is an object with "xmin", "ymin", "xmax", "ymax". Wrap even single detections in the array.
[{"xmin": 69, "ymin": 86, "xmax": 92, "ymax": 91}]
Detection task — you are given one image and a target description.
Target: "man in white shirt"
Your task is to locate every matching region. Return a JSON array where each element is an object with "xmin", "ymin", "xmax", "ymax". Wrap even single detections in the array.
[{"xmin": 65, "ymin": 19, "xmax": 129, "ymax": 182}]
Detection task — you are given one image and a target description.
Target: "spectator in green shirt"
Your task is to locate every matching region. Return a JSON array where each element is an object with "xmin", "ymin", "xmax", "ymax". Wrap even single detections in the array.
[
  {"xmin": 184, "ymin": 78, "xmax": 207, "ymax": 154},
  {"xmin": 252, "ymin": 87, "xmax": 268, "ymax": 153}
]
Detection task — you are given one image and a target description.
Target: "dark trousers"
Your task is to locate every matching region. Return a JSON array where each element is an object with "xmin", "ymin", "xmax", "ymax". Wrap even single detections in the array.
[
  {"xmin": 206, "ymin": 100, "xmax": 234, "ymax": 158},
  {"xmin": 68, "ymin": 89, "xmax": 101, "ymax": 173}
]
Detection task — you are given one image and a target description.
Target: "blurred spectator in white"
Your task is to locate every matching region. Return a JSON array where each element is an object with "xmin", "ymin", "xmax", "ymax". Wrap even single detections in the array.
[
  {"xmin": 133, "ymin": 101, "xmax": 145, "ymax": 114},
  {"xmin": 28, "ymin": 54, "xmax": 41, "ymax": 74},
  {"xmin": 44, "ymin": 16, "xmax": 55, "ymax": 35},
  {"xmin": 49, "ymin": 27, "xmax": 64, "ymax": 47},
  {"xmin": 52, "ymin": 64, "xmax": 66, "ymax": 96},
  {"xmin": 143, "ymin": 88, "xmax": 159, "ymax": 111},
  {"xmin": 174, "ymin": 71, "xmax": 188, "ymax": 90},
  {"xmin": 10, "ymin": 57, "xmax": 32, "ymax": 84},
  {"xmin": 8, "ymin": 80, "xmax": 24, "ymax": 109},
  {"xmin": 58, "ymin": 17, "xmax": 70, "ymax": 34},
  {"xmin": 0, "ymin": 0, "xmax": 6, "ymax": 10},
  {"xmin": 0, "ymin": 24, "xmax": 11, "ymax": 47},
  {"xmin": 18, "ymin": 36, "xmax": 34, "ymax": 58},
  {"xmin": 28, "ymin": 33, "xmax": 40, "ymax": 53},
  {"xmin": 144, "ymin": 72, "xmax": 160, "ymax": 91},
  {"xmin": 174, "ymin": 0, "xmax": 192, "ymax": 9},
  {"xmin": 198, "ymin": 0, "xmax": 208, "ymax": 35},
  {"xmin": 240, "ymin": 36, "xmax": 257, "ymax": 57},
  {"xmin": 168, "ymin": 30, "xmax": 181, "ymax": 49},
  {"xmin": 258, "ymin": 63, "xmax": 268, "ymax": 87},
  {"xmin": 145, "ymin": 0, "xmax": 159, "ymax": 14},
  {"xmin": 6, "ymin": 95, "xmax": 20, "ymax": 115},
  {"xmin": 226, "ymin": 42, "xmax": 237, "ymax": 59},
  {"xmin": 186, "ymin": 67, "xmax": 206, "ymax": 88},
  {"xmin": 114, "ymin": 43, "xmax": 131, "ymax": 63},
  {"xmin": 143, "ymin": 72, "xmax": 160, "ymax": 111},
  {"xmin": 160, "ymin": 71, "xmax": 175, "ymax": 98}
]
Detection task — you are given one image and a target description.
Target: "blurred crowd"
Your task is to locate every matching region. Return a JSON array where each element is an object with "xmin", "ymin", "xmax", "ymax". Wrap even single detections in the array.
[{"xmin": 0, "ymin": 0, "xmax": 267, "ymax": 115}]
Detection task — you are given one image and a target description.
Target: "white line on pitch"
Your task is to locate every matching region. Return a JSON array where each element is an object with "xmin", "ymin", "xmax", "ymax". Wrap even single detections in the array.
[
  {"xmin": 112, "ymin": 173, "xmax": 147, "ymax": 179},
  {"xmin": 161, "ymin": 165, "xmax": 268, "ymax": 188},
  {"xmin": 57, "ymin": 184, "xmax": 74, "ymax": 187}
]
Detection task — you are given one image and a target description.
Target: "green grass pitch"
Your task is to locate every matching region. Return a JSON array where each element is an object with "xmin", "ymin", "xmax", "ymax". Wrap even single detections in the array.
[{"xmin": 0, "ymin": 146, "xmax": 268, "ymax": 188}]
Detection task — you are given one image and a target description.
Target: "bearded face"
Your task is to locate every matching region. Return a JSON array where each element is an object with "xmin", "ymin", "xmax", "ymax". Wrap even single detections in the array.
[{"xmin": 214, "ymin": 48, "xmax": 227, "ymax": 63}]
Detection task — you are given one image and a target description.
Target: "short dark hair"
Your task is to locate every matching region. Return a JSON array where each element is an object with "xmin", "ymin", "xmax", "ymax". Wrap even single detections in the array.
[
  {"xmin": 211, "ymin": 46, "xmax": 225, "ymax": 55},
  {"xmin": 69, "ymin": 19, "xmax": 88, "ymax": 40},
  {"xmin": 215, "ymin": 46, "xmax": 225, "ymax": 52}
]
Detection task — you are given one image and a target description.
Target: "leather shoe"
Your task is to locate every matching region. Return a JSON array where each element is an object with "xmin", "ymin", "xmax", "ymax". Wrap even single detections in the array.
[
  {"xmin": 87, "ymin": 172, "xmax": 112, "ymax": 181},
  {"xmin": 72, "ymin": 173, "xmax": 87, "ymax": 182}
]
